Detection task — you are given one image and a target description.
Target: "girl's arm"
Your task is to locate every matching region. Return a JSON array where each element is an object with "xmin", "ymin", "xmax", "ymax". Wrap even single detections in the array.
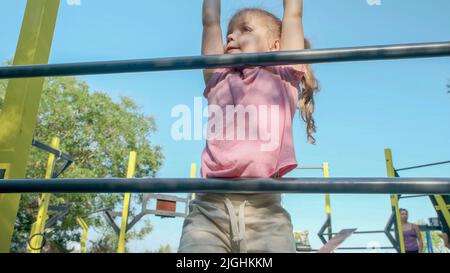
[
  {"xmin": 202, "ymin": 0, "xmax": 224, "ymax": 85},
  {"xmin": 414, "ymin": 224, "xmax": 424, "ymax": 253},
  {"xmin": 281, "ymin": 0, "xmax": 305, "ymax": 71}
]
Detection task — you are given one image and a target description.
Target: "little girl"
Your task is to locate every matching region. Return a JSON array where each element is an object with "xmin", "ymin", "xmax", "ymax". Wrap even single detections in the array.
[{"xmin": 178, "ymin": 0, "xmax": 319, "ymax": 253}]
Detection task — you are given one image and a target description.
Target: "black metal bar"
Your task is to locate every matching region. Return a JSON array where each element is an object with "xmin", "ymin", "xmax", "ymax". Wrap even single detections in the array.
[
  {"xmin": 385, "ymin": 211, "xmax": 400, "ymax": 253},
  {"xmin": 396, "ymin": 160, "xmax": 450, "ymax": 172},
  {"xmin": 31, "ymin": 139, "xmax": 73, "ymax": 162},
  {"xmin": 32, "ymin": 139, "xmax": 74, "ymax": 178},
  {"xmin": 329, "ymin": 230, "xmax": 390, "ymax": 235},
  {"xmin": 398, "ymin": 194, "xmax": 430, "ymax": 199},
  {"xmin": 45, "ymin": 206, "xmax": 69, "ymax": 229},
  {"xmin": 0, "ymin": 41, "xmax": 449, "ymax": 79},
  {"xmin": 1, "ymin": 177, "xmax": 450, "ymax": 194},
  {"xmin": 337, "ymin": 247, "xmax": 395, "ymax": 250},
  {"xmin": 296, "ymin": 166, "xmax": 323, "ymax": 170},
  {"xmin": 317, "ymin": 217, "xmax": 331, "ymax": 245}
]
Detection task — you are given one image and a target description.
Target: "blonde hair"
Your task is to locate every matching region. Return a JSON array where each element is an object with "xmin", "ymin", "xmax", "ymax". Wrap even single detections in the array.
[
  {"xmin": 227, "ymin": 8, "xmax": 282, "ymax": 45},
  {"xmin": 228, "ymin": 9, "xmax": 320, "ymax": 144},
  {"xmin": 299, "ymin": 39, "xmax": 320, "ymax": 145}
]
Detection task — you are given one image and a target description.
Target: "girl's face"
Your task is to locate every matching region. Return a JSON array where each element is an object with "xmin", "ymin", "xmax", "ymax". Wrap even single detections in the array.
[
  {"xmin": 401, "ymin": 211, "xmax": 408, "ymax": 222},
  {"xmin": 225, "ymin": 13, "xmax": 279, "ymax": 54}
]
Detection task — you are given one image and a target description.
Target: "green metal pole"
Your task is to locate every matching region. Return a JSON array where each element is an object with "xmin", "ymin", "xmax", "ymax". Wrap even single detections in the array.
[
  {"xmin": 117, "ymin": 151, "xmax": 137, "ymax": 253},
  {"xmin": 385, "ymin": 148, "xmax": 406, "ymax": 253},
  {"xmin": 0, "ymin": 0, "xmax": 60, "ymax": 253},
  {"xmin": 190, "ymin": 163, "xmax": 197, "ymax": 200},
  {"xmin": 76, "ymin": 217, "xmax": 89, "ymax": 253},
  {"xmin": 323, "ymin": 163, "xmax": 332, "ymax": 241},
  {"xmin": 27, "ymin": 137, "xmax": 59, "ymax": 253},
  {"xmin": 434, "ymin": 195, "xmax": 450, "ymax": 230}
]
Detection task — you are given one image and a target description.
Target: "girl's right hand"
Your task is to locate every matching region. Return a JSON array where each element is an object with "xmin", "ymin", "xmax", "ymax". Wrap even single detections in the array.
[{"xmin": 202, "ymin": 0, "xmax": 224, "ymax": 85}]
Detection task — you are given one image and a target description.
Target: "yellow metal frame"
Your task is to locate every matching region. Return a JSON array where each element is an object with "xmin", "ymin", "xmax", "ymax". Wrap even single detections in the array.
[
  {"xmin": 117, "ymin": 151, "xmax": 137, "ymax": 253},
  {"xmin": 434, "ymin": 195, "xmax": 450, "ymax": 231},
  {"xmin": 385, "ymin": 149, "xmax": 406, "ymax": 253},
  {"xmin": 0, "ymin": 0, "xmax": 60, "ymax": 253},
  {"xmin": 0, "ymin": 163, "xmax": 12, "ymax": 200},
  {"xmin": 190, "ymin": 163, "xmax": 197, "ymax": 200},
  {"xmin": 322, "ymin": 162, "xmax": 333, "ymax": 241},
  {"xmin": 323, "ymin": 163, "xmax": 330, "ymax": 216},
  {"xmin": 76, "ymin": 217, "xmax": 89, "ymax": 253},
  {"xmin": 27, "ymin": 137, "xmax": 60, "ymax": 253}
]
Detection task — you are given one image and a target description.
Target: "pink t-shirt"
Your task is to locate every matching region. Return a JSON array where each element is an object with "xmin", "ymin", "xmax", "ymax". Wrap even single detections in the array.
[{"xmin": 201, "ymin": 65, "xmax": 306, "ymax": 178}]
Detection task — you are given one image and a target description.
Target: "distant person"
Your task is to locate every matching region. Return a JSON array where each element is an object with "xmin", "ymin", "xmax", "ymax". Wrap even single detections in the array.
[{"xmin": 400, "ymin": 208, "xmax": 423, "ymax": 253}]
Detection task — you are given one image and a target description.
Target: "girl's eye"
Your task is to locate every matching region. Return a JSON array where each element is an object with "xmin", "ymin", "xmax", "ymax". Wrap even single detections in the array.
[{"xmin": 243, "ymin": 26, "xmax": 253, "ymax": 32}]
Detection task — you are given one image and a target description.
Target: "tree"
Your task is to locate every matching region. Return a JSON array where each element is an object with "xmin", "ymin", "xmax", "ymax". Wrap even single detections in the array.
[
  {"xmin": 1, "ymin": 73, "xmax": 164, "ymax": 252},
  {"xmin": 427, "ymin": 231, "xmax": 450, "ymax": 253},
  {"xmin": 145, "ymin": 244, "xmax": 173, "ymax": 253},
  {"xmin": 88, "ymin": 219, "xmax": 154, "ymax": 253}
]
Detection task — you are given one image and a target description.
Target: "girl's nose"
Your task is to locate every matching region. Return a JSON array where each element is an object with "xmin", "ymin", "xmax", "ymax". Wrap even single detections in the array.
[{"xmin": 227, "ymin": 33, "xmax": 236, "ymax": 43}]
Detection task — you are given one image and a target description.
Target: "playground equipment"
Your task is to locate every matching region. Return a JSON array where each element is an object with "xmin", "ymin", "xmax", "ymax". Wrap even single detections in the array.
[
  {"xmin": 76, "ymin": 217, "xmax": 88, "ymax": 253},
  {"xmin": 104, "ymin": 157, "xmax": 190, "ymax": 253},
  {"xmin": 1, "ymin": 178, "xmax": 449, "ymax": 194},
  {"xmin": 1, "ymin": 0, "xmax": 450, "ymax": 253},
  {"xmin": 294, "ymin": 163, "xmax": 332, "ymax": 252},
  {"xmin": 2, "ymin": 43, "xmax": 450, "ymax": 79},
  {"xmin": 90, "ymin": 154, "xmax": 190, "ymax": 253},
  {"xmin": 26, "ymin": 137, "xmax": 72, "ymax": 252},
  {"xmin": 393, "ymin": 154, "xmax": 450, "ymax": 253},
  {"xmin": 316, "ymin": 149, "xmax": 450, "ymax": 253}
]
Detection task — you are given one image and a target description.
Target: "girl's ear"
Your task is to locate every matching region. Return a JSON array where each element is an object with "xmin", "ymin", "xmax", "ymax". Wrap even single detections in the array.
[{"xmin": 270, "ymin": 39, "xmax": 281, "ymax": 51}]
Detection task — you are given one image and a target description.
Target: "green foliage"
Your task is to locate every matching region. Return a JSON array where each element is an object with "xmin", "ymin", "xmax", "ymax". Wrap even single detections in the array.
[
  {"xmin": 416, "ymin": 219, "xmax": 449, "ymax": 253},
  {"xmin": 425, "ymin": 231, "xmax": 450, "ymax": 253},
  {"xmin": 88, "ymin": 219, "xmax": 154, "ymax": 253},
  {"xmin": 0, "ymin": 74, "xmax": 164, "ymax": 252},
  {"xmin": 145, "ymin": 244, "xmax": 173, "ymax": 253}
]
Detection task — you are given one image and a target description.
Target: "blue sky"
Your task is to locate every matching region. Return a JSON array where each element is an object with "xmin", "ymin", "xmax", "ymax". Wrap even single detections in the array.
[{"xmin": 1, "ymin": 0, "xmax": 449, "ymax": 252}]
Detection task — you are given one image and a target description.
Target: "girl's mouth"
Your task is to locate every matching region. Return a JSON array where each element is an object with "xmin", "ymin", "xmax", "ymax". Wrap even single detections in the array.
[{"xmin": 226, "ymin": 48, "xmax": 241, "ymax": 54}]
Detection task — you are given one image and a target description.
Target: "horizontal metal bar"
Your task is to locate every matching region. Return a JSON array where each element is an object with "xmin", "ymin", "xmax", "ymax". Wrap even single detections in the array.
[
  {"xmin": 328, "ymin": 230, "xmax": 390, "ymax": 235},
  {"xmin": 0, "ymin": 177, "xmax": 449, "ymax": 194},
  {"xmin": 146, "ymin": 210, "xmax": 187, "ymax": 218},
  {"xmin": 396, "ymin": 160, "xmax": 450, "ymax": 172},
  {"xmin": 146, "ymin": 193, "xmax": 189, "ymax": 203},
  {"xmin": 32, "ymin": 139, "xmax": 73, "ymax": 162},
  {"xmin": 296, "ymin": 166, "xmax": 324, "ymax": 170},
  {"xmin": 0, "ymin": 41, "xmax": 449, "ymax": 79},
  {"xmin": 398, "ymin": 194, "xmax": 430, "ymax": 199},
  {"xmin": 338, "ymin": 247, "xmax": 395, "ymax": 250}
]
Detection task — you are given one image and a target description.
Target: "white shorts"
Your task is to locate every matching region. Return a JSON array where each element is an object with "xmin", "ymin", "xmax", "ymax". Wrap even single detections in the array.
[{"xmin": 178, "ymin": 193, "xmax": 296, "ymax": 253}]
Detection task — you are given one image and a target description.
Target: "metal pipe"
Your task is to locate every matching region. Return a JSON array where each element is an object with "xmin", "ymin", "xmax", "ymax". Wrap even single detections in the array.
[
  {"xmin": 338, "ymin": 247, "xmax": 395, "ymax": 250},
  {"xmin": 296, "ymin": 166, "xmax": 324, "ymax": 170},
  {"xmin": 0, "ymin": 177, "xmax": 450, "ymax": 194},
  {"xmin": 329, "ymin": 230, "xmax": 390, "ymax": 235},
  {"xmin": 0, "ymin": 41, "xmax": 449, "ymax": 79},
  {"xmin": 398, "ymin": 194, "xmax": 430, "ymax": 199},
  {"xmin": 396, "ymin": 160, "xmax": 450, "ymax": 172}
]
